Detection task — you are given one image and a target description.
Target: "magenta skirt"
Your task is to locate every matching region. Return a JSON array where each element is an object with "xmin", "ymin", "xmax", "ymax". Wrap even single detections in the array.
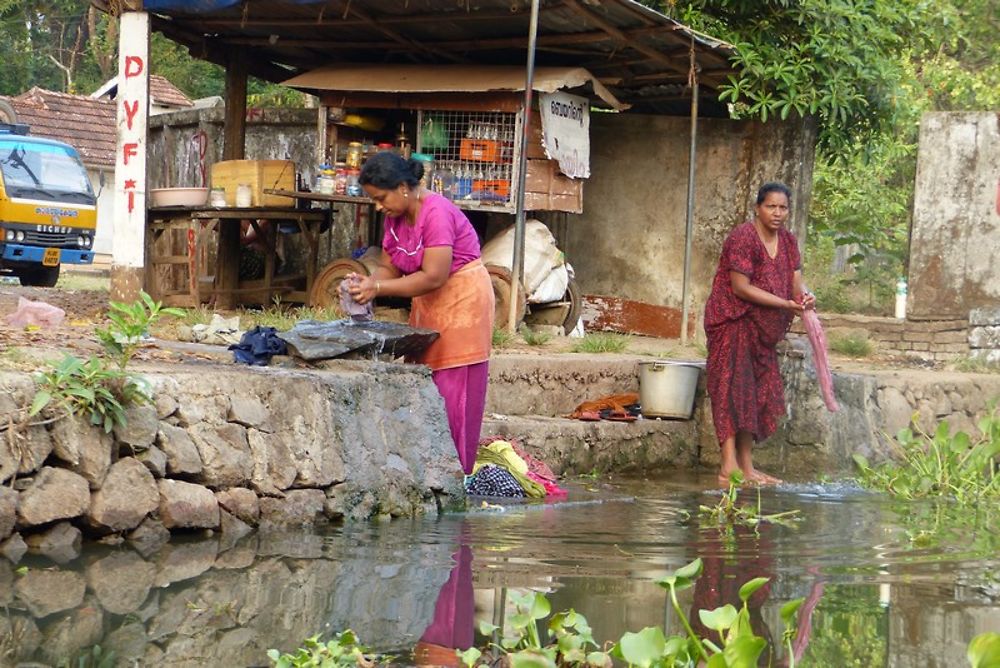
[{"xmin": 432, "ymin": 361, "xmax": 490, "ymax": 474}]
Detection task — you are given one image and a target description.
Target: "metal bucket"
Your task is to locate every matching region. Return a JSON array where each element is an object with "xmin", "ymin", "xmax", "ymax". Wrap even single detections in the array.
[{"xmin": 638, "ymin": 360, "xmax": 702, "ymax": 419}]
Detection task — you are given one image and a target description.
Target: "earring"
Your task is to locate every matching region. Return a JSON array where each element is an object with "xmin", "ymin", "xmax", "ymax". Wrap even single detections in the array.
[{"xmin": 404, "ymin": 191, "xmax": 409, "ymax": 198}]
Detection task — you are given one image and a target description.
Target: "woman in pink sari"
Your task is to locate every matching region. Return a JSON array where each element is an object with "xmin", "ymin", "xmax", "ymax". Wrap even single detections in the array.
[{"xmin": 348, "ymin": 151, "xmax": 495, "ymax": 475}]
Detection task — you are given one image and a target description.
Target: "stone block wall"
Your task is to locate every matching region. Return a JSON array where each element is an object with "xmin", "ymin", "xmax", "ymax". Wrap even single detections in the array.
[
  {"xmin": 0, "ymin": 362, "xmax": 463, "ymax": 557},
  {"xmin": 789, "ymin": 313, "xmax": 969, "ymax": 362},
  {"xmin": 969, "ymin": 306, "xmax": 1000, "ymax": 364}
]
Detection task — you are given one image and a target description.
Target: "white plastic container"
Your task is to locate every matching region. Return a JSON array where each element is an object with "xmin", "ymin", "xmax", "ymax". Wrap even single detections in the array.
[
  {"xmin": 895, "ymin": 278, "xmax": 907, "ymax": 320},
  {"xmin": 638, "ymin": 360, "xmax": 702, "ymax": 419}
]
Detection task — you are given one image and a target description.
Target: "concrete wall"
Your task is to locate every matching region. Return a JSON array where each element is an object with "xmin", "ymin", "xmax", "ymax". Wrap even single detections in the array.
[
  {"xmin": 910, "ymin": 112, "xmax": 1000, "ymax": 319},
  {"xmin": 562, "ymin": 113, "xmax": 816, "ymax": 337}
]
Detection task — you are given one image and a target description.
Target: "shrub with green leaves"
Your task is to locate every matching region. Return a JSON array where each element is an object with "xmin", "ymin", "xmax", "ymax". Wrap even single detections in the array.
[{"xmin": 30, "ymin": 291, "xmax": 183, "ymax": 433}]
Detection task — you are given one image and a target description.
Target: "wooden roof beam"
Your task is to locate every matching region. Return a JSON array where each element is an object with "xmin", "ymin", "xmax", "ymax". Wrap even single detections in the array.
[
  {"xmin": 331, "ymin": 0, "xmax": 468, "ymax": 64},
  {"xmin": 561, "ymin": 0, "xmax": 689, "ymax": 78}
]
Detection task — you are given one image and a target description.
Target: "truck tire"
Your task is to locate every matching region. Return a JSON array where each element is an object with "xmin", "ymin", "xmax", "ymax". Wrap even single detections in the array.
[
  {"xmin": 18, "ymin": 265, "xmax": 60, "ymax": 287},
  {"xmin": 0, "ymin": 100, "xmax": 16, "ymax": 124}
]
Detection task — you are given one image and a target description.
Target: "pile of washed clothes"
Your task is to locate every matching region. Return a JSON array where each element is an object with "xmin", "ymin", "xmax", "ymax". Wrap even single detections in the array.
[{"xmin": 465, "ymin": 437, "xmax": 566, "ymax": 499}]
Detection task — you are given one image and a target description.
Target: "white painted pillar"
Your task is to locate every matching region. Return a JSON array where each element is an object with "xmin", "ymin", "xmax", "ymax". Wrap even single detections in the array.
[{"xmin": 110, "ymin": 10, "xmax": 150, "ymax": 302}]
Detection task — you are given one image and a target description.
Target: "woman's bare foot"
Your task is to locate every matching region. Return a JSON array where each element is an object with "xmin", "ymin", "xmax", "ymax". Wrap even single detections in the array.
[{"xmin": 744, "ymin": 468, "xmax": 782, "ymax": 485}]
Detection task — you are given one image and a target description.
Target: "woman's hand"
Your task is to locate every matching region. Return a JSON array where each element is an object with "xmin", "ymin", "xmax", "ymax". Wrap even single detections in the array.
[
  {"xmin": 346, "ymin": 273, "xmax": 379, "ymax": 305},
  {"xmin": 785, "ymin": 299, "xmax": 805, "ymax": 313},
  {"xmin": 801, "ymin": 291, "xmax": 817, "ymax": 310}
]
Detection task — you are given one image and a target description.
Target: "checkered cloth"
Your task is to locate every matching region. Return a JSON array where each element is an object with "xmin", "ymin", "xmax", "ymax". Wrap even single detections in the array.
[{"xmin": 465, "ymin": 465, "xmax": 525, "ymax": 498}]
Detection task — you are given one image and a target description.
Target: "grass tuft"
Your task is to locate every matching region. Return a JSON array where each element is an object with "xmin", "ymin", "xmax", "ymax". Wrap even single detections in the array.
[
  {"xmin": 829, "ymin": 334, "xmax": 873, "ymax": 358},
  {"xmin": 571, "ymin": 332, "xmax": 630, "ymax": 354},
  {"xmin": 492, "ymin": 326, "xmax": 514, "ymax": 349},
  {"xmin": 519, "ymin": 326, "xmax": 552, "ymax": 347}
]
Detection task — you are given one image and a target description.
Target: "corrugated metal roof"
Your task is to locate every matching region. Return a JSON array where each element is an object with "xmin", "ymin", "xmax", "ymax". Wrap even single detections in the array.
[
  {"xmin": 0, "ymin": 88, "xmax": 116, "ymax": 168},
  {"xmin": 94, "ymin": 0, "xmax": 735, "ymax": 117}
]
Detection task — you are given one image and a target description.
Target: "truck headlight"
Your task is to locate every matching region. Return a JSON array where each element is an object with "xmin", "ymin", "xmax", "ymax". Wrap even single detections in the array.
[
  {"xmin": 14, "ymin": 231, "xmax": 24, "ymax": 242},
  {"xmin": 3, "ymin": 230, "xmax": 12, "ymax": 242},
  {"xmin": 77, "ymin": 235, "xmax": 86, "ymax": 247}
]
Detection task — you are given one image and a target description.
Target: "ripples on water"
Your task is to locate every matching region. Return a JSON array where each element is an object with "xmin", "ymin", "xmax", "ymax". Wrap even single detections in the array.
[{"xmin": 5, "ymin": 474, "xmax": 999, "ymax": 667}]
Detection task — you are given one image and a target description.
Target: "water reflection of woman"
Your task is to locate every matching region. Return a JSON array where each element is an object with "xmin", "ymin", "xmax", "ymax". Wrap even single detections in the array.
[{"xmin": 414, "ymin": 537, "xmax": 475, "ymax": 667}]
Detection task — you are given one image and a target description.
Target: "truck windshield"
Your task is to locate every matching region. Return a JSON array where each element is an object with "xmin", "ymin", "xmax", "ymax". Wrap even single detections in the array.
[{"xmin": 0, "ymin": 139, "xmax": 96, "ymax": 205}]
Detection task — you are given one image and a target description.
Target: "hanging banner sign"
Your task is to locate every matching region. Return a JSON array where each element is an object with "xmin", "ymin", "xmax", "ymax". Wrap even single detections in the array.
[{"xmin": 539, "ymin": 91, "xmax": 590, "ymax": 179}]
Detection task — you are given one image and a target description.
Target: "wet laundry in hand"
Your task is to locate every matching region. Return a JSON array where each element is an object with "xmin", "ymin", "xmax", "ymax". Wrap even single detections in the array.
[
  {"xmin": 339, "ymin": 276, "xmax": 373, "ymax": 322},
  {"xmin": 229, "ymin": 326, "xmax": 287, "ymax": 366},
  {"xmin": 801, "ymin": 309, "xmax": 839, "ymax": 412}
]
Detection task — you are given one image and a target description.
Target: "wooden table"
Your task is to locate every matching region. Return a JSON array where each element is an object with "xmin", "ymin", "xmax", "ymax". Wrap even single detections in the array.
[{"xmin": 146, "ymin": 205, "xmax": 330, "ymax": 308}]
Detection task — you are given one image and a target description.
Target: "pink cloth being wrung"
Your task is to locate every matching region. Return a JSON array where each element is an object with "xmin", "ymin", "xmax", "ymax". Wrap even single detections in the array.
[{"xmin": 802, "ymin": 309, "xmax": 838, "ymax": 412}]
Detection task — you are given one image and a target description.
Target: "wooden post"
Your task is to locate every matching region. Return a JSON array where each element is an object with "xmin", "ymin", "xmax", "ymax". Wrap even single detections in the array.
[
  {"xmin": 214, "ymin": 50, "xmax": 248, "ymax": 309},
  {"xmin": 110, "ymin": 10, "xmax": 150, "ymax": 303}
]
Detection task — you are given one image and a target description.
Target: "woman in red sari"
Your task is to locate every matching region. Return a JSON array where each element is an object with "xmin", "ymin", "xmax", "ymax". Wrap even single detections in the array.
[{"xmin": 703, "ymin": 183, "xmax": 815, "ymax": 485}]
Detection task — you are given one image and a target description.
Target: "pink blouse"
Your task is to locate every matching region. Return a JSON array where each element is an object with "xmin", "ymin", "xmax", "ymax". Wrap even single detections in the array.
[{"xmin": 381, "ymin": 193, "xmax": 481, "ymax": 276}]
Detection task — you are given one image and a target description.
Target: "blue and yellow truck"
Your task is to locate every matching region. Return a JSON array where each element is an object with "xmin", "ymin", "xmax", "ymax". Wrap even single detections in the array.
[{"xmin": 0, "ymin": 122, "xmax": 96, "ymax": 286}]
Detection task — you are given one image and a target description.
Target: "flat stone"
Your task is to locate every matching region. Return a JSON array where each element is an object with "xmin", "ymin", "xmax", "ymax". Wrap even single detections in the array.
[
  {"xmin": 0, "ymin": 614, "xmax": 41, "ymax": 664},
  {"xmin": 49, "ymin": 416, "xmax": 113, "ymax": 489},
  {"xmin": 247, "ymin": 428, "xmax": 296, "ymax": 493},
  {"xmin": 258, "ymin": 489, "xmax": 325, "ymax": 527},
  {"xmin": 969, "ymin": 325, "xmax": 1000, "ymax": 349},
  {"xmin": 17, "ymin": 467, "xmax": 90, "ymax": 528},
  {"xmin": 157, "ymin": 423, "xmax": 204, "ymax": 476},
  {"xmin": 86, "ymin": 457, "xmax": 159, "ymax": 532},
  {"xmin": 0, "ymin": 486, "xmax": 16, "ymax": 539},
  {"xmin": 38, "ymin": 601, "xmax": 104, "ymax": 665},
  {"xmin": 153, "ymin": 539, "xmax": 218, "ymax": 587},
  {"xmin": 0, "ymin": 423, "xmax": 53, "ymax": 483},
  {"xmin": 114, "ymin": 404, "xmax": 160, "ymax": 451},
  {"xmin": 155, "ymin": 393, "xmax": 179, "ymax": 419},
  {"xmin": 87, "ymin": 550, "xmax": 156, "ymax": 614},
  {"xmin": 189, "ymin": 422, "xmax": 253, "ymax": 488},
  {"xmin": 138, "ymin": 445, "xmax": 168, "ymax": 478},
  {"xmin": 218, "ymin": 508, "xmax": 253, "ymax": 541},
  {"xmin": 14, "ymin": 569, "xmax": 86, "ymax": 618},
  {"xmin": 24, "ymin": 521, "xmax": 81, "ymax": 564},
  {"xmin": 1, "ymin": 532, "xmax": 27, "ymax": 563},
  {"xmin": 158, "ymin": 479, "xmax": 220, "ymax": 529},
  {"xmin": 279, "ymin": 319, "xmax": 439, "ymax": 361},
  {"xmin": 214, "ymin": 488, "xmax": 259, "ymax": 526},
  {"xmin": 128, "ymin": 517, "xmax": 171, "ymax": 558},
  {"xmin": 969, "ymin": 306, "xmax": 1000, "ymax": 326},
  {"xmin": 228, "ymin": 396, "xmax": 271, "ymax": 430}
]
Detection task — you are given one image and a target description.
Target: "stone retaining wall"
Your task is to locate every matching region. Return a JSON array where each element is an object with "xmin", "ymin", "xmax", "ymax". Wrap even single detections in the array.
[
  {"xmin": 707, "ymin": 341, "xmax": 1000, "ymax": 477},
  {"xmin": 969, "ymin": 307, "xmax": 1000, "ymax": 364},
  {"xmin": 0, "ymin": 362, "xmax": 463, "ymax": 557},
  {"xmin": 789, "ymin": 313, "xmax": 969, "ymax": 362}
]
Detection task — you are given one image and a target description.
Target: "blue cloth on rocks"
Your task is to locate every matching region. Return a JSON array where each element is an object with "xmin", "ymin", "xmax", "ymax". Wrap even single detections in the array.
[{"xmin": 229, "ymin": 326, "xmax": 287, "ymax": 365}]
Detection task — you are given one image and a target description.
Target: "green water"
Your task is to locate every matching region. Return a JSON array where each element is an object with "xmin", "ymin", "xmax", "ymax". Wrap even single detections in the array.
[{"xmin": 3, "ymin": 474, "xmax": 998, "ymax": 667}]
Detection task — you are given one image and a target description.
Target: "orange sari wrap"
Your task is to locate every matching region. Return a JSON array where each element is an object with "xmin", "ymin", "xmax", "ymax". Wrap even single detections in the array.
[{"xmin": 408, "ymin": 259, "xmax": 495, "ymax": 370}]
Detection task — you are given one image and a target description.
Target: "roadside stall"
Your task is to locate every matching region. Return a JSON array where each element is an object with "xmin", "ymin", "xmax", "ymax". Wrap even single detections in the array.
[{"xmin": 278, "ymin": 63, "xmax": 625, "ymax": 330}]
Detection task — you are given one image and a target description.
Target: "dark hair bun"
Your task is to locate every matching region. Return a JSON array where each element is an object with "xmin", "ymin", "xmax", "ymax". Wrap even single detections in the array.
[{"xmin": 406, "ymin": 157, "xmax": 425, "ymax": 181}]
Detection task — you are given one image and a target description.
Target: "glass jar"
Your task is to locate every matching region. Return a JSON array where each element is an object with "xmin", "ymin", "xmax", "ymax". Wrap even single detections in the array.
[
  {"xmin": 333, "ymin": 163, "xmax": 348, "ymax": 195},
  {"xmin": 346, "ymin": 168, "xmax": 362, "ymax": 197},
  {"xmin": 209, "ymin": 187, "xmax": 226, "ymax": 207},
  {"xmin": 346, "ymin": 142, "xmax": 364, "ymax": 169},
  {"xmin": 235, "ymin": 183, "xmax": 252, "ymax": 208}
]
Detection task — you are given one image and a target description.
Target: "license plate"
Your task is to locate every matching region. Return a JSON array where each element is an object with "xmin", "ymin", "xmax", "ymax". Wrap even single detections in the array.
[{"xmin": 42, "ymin": 247, "xmax": 60, "ymax": 266}]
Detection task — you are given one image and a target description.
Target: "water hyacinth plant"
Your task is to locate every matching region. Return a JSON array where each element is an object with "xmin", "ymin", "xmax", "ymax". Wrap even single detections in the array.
[{"xmin": 854, "ymin": 406, "xmax": 1000, "ymax": 503}]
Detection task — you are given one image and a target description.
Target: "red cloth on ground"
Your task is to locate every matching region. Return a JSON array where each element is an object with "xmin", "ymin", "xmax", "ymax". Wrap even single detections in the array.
[
  {"xmin": 703, "ymin": 222, "xmax": 800, "ymax": 444},
  {"xmin": 802, "ymin": 308, "xmax": 839, "ymax": 412}
]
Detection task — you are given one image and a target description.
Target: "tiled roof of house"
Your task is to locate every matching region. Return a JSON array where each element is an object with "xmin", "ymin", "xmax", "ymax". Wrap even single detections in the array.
[
  {"xmin": 1, "ymin": 88, "xmax": 116, "ymax": 168},
  {"xmin": 149, "ymin": 74, "xmax": 193, "ymax": 109}
]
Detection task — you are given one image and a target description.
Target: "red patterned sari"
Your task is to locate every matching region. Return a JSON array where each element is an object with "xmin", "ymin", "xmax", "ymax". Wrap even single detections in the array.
[{"xmin": 703, "ymin": 222, "xmax": 801, "ymax": 444}]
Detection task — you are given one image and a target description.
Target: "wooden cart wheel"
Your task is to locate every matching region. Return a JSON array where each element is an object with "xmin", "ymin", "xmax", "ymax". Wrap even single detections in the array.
[
  {"xmin": 562, "ymin": 278, "xmax": 582, "ymax": 335},
  {"xmin": 486, "ymin": 263, "xmax": 526, "ymax": 331},
  {"xmin": 308, "ymin": 258, "xmax": 369, "ymax": 310}
]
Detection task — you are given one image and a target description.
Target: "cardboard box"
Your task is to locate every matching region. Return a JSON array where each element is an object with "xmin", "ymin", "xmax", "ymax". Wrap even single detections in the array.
[
  {"xmin": 526, "ymin": 110, "xmax": 547, "ymax": 159},
  {"xmin": 210, "ymin": 159, "xmax": 296, "ymax": 207},
  {"xmin": 524, "ymin": 159, "xmax": 583, "ymax": 213}
]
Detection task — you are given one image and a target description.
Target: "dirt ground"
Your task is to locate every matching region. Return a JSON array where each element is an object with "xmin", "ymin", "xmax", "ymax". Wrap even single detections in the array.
[{"xmin": 0, "ymin": 269, "xmax": 992, "ymax": 384}]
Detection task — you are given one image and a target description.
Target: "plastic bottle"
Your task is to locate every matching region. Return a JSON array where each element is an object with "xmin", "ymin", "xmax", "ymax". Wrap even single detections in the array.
[{"xmin": 895, "ymin": 277, "xmax": 907, "ymax": 319}]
